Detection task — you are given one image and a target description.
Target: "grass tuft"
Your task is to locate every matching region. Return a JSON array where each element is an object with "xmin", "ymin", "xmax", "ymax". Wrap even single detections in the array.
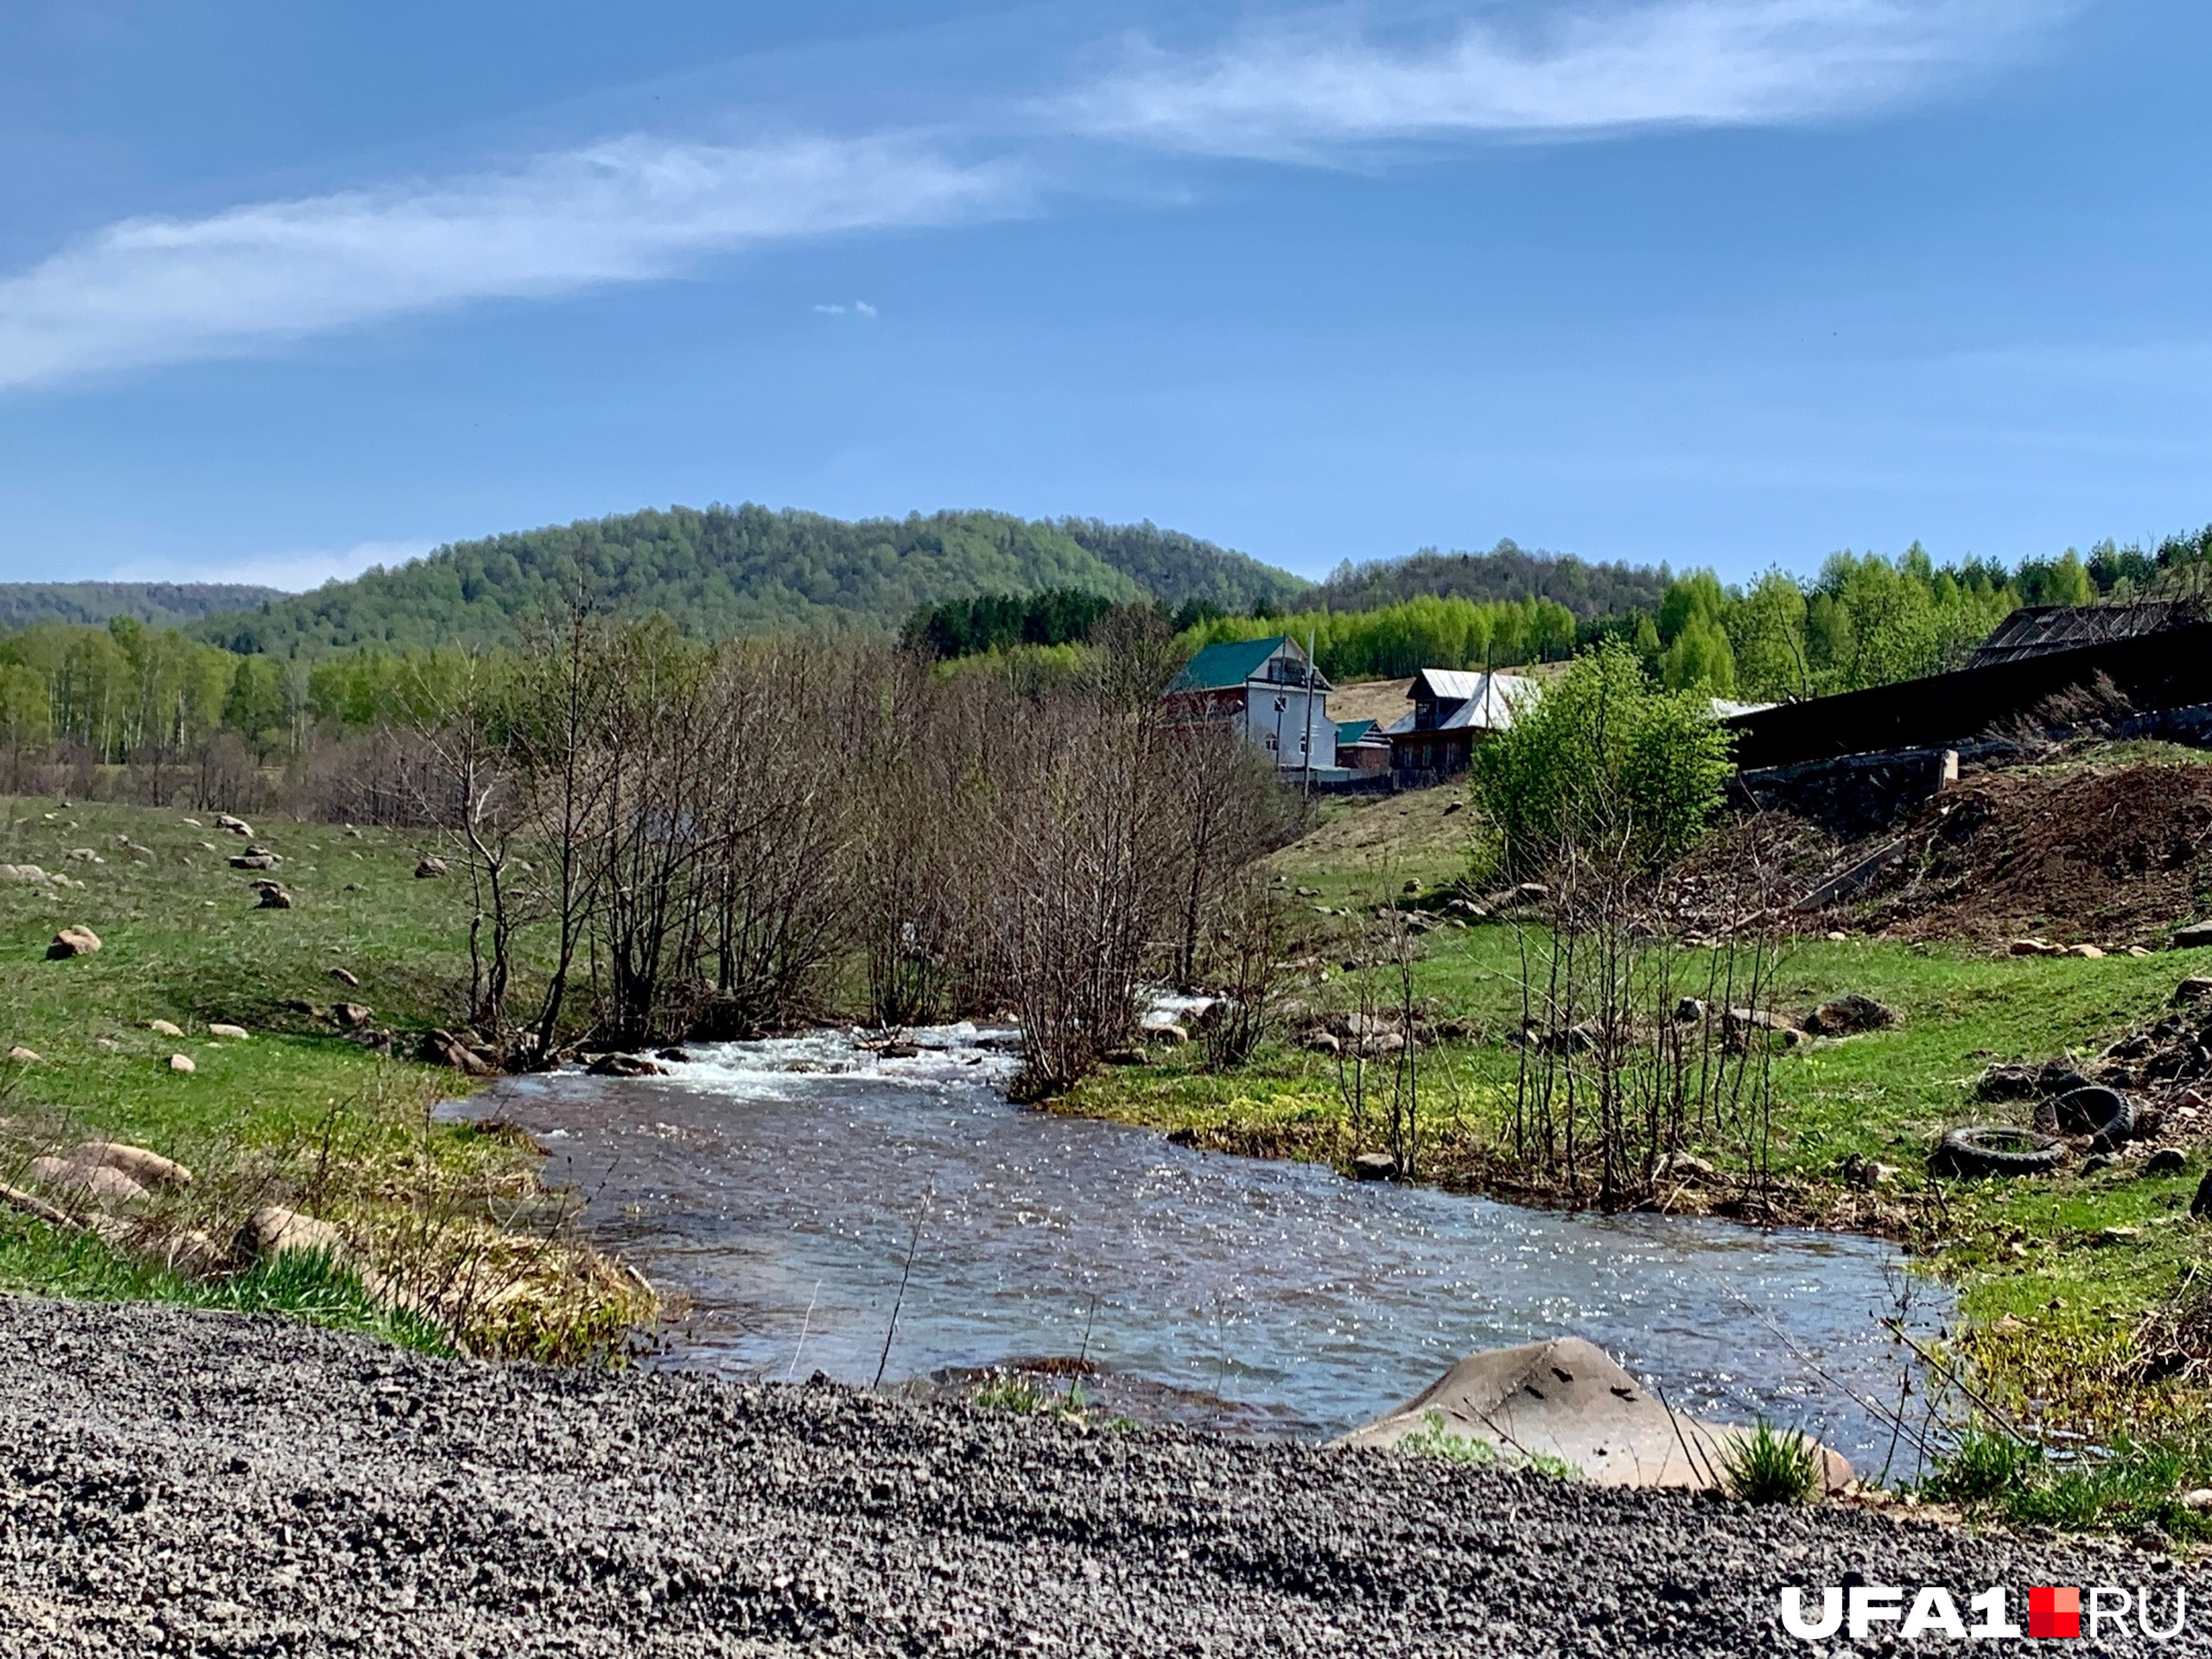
[{"xmin": 1719, "ymin": 1419, "xmax": 1821, "ymax": 1504}]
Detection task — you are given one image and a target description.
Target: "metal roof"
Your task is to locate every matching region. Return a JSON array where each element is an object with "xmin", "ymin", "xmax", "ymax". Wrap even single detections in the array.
[
  {"xmin": 1167, "ymin": 635, "xmax": 1329, "ymax": 693},
  {"xmin": 1335, "ymin": 718, "xmax": 1381, "ymax": 745},
  {"xmin": 1381, "ymin": 671, "xmax": 1536, "ymax": 735},
  {"xmin": 1967, "ymin": 602, "xmax": 2193, "ymax": 668}
]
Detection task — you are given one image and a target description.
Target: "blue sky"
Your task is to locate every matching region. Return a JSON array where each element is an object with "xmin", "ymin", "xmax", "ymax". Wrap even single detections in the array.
[{"xmin": 0, "ymin": 1, "xmax": 2204, "ymax": 590}]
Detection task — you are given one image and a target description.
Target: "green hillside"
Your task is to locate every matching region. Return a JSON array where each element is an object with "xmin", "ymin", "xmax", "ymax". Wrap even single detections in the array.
[
  {"xmin": 195, "ymin": 504, "xmax": 1312, "ymax": 656},
  {"xmin": 0, "ymin": 582, "xmax": 286, "ymax": 630}
]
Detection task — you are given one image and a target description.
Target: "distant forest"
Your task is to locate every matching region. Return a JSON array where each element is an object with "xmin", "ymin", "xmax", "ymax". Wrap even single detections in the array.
[
  {"xmin": 193, "ymin": 505, "xmax": 1313, "ymax": 658},
  {"xmin": 1313, "ymin": 541, "xmax": 1671, "ymax": 621},
  {"xmin": 0, "ymin": 582, "xmax": 285, "ymax": 631},
  {"xmin": 0, "ymin": 510, "xmax": 2201, "ymax": 794}
]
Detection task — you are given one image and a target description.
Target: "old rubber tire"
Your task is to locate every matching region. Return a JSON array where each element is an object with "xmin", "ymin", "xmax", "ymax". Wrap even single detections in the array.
[
  {"xmin": 1931, "ymin": 1126, "xmax": 2063, "ymax": 1179},
  {"xmin": 2033, "ymin": 1085, "xmax": 2136, "ymax": 1150}
]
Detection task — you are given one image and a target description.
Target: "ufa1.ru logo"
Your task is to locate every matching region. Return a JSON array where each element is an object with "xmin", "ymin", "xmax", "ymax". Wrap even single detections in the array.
[{"xmin": 1779, "ymin": 1583, "xmax": 2190, "ymax": 1642}]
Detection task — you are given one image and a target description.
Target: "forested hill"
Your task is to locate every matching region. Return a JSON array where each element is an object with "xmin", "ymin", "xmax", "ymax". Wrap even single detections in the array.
[
  {"xmin": 194, "ymin": 505, "xmax": 1313, "ymax": 656},
  {"xmin": 0, "ymin": 582, "xmax": 287, "ymax": 630},
  {"xmin": 1314, "ymin": 541, "xmax": 1670, "ymax": 620}
]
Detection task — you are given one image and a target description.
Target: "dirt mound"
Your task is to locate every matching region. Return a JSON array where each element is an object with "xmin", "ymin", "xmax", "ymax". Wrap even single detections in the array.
[{"xmin": 1821, "ymin": 760, "xmax": 2212, "ymax": 947}]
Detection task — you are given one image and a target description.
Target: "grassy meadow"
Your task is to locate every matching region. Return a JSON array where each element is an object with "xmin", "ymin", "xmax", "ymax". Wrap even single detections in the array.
[{"xmin": 0, "ymin": 796, "xmax": 645, "ymax": 1358}]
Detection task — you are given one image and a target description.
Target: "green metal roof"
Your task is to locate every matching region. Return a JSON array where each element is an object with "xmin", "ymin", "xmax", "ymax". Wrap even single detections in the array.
[
  {"xmin": 1167, "ymin": 635, "xmax": 1292, "ymax": 692},
  {"xmin": 1335, "ymin": 719, "xmax": 1377, "ymax": 745}
]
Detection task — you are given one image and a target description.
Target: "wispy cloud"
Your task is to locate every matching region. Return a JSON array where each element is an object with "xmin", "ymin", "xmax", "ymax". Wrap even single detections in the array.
[
  {"xmin": 813, "ymin": 299, "xmax": 880, "ymax": 315},
  {"xmin": 0, "ymin": 134, "xmax": 1014, "ymax": 391},
  {"xmin": 1063, "ymin": 0, "xmax": 2071, "ymax": 159}
]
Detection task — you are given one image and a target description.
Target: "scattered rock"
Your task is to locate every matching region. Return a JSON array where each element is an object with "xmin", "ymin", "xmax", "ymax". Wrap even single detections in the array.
[
  {"xmin": 46, "ymin": 925, "xmax": 100, "ymax": 959},
  {"xmin": 1146, "ymin": 1024, "xmax": 1190, "ymax": 1046},
  {"xmin": 876, "ymin": 1041, "xmax": 921, "ymax": 1059},
  {"xmin": 66, "ymin": 848, "xmax": 102, "ymax": 864},
  {"xmin": 334, "ymin": 1003, "xmax": 374, "ymax": 1029},
  {"xmin": 207, "ymin": 1023, "xmax": 250, "ymax": 1040},
  {"xmin": 1293, "ymin": 886, "xmax": 1319, "ymax": 898},
  {"xmin": 167, "ymin": 1053, "xmax": 194, "ymax": 1073},
  {"xmin": 2008, "ymin": 938, "xmax": 2062, "ymax": 957},
  {"xmin": 2081, "ymin": 1154, "xmax": 2113, "ymax": 1176},
  {"xmin": 585, "ymin": 1052, "xmax": 663, "ymax": 1077},
  {"xmin": 2095, "ymin": 1225, "xmax": 2142, "ymax": 1245},
  {"xmin": 256, "ymin": 886, "xmax": 293, "ymax": 909},
  {"xmin": 2173, "ymin": 922, "xmax": 2212, "ymax": 951},
  {"xmin": 230, "ymin": 854, "xmax": 278, "ymax": 871},
  {"xmin": 1301, "ymin": 1030, "xmax": 1343, "ymax": 1057},
  {"xmin": 1441, "ymin": 801, "xmax": 1463, "ymax": 816},
  {"xmin": 1674, "ymin": 996, "xmax": 1707, "ymax": 1024},
  {"xmin": 1350, "ymin": 1152, "xmax": 1398, "ymax": 1181},
  {"xmin": 238, "ymin": 1205, "xmax": 343, "ymax": 1262},
  {"xmin": 2143, "ymin": 1148, "xmax": 2188, "ymax": 1178},
  {"xmin": 2194, "ymin": 1166, "xmax": 2212, "ymax": 1218},
  {"xmin": 29, "ymin": 1160, "xmax": 148, "ymax": 1209},
  {"xmin": 72, "ymin": 1141, "xmax": 192, "ymax": 1191},
  {"xmin": 416, "ymin": 855, "xmax": 450, "ymax": 879},
  {"xmin": 213, "ymin": 814, "xmax": 252, "ymax": 836},
  {"xmin": 1835, "ymin": 1153, "xmax": 1897, "ymax": 1189},
  {"xmin": 1804, "ymin": 994, "xmax": 1899, "ymax": 1037},
  {"xmin": 5, "ymin": 1046, "xmax": 37, "ymax": 1064},
  {"xmin": 329, "ymin": 967, "xmax": 360, "ymax": 988},
  {"xmin": 655, "ymin": 1047, "xmax": 695, "ymax": 1064},
  {"xmin": 1656, "ymin": 1151, "xmax": 1719, "ymax": 1185},
  {"xmin": 2068, "ymin": 944, "xmax": 2106, "ymax": 959},
  {"xmin": 1103, "ymin": 1046, "xmax": 1149, "ymax": 1066},
  {"xmin": 2183, "ymin": 1489, "xmax": 2212, "ymax": 1512},
  {"xmin": 1824, "ymin": 930, "xmax": 1850, "ymax": 942},
  {"xmin": 429, "ymin": 1029, "xmax": 496, "ymax": 1075},
  {"xmin": 149, "ymin": 1019, "xmax": 183, "ymax": 1037}
]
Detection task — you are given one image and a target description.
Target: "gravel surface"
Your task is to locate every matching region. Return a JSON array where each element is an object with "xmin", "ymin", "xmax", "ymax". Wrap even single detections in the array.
[{"xmin": 0, "ymin": 1294, "xmax": 2201, "ymax": 1656}]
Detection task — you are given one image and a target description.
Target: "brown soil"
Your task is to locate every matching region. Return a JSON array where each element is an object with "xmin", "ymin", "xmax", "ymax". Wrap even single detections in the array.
[{"xmin": 1822, "ymin": 760, "xmax": 2212, "ymax": 949}]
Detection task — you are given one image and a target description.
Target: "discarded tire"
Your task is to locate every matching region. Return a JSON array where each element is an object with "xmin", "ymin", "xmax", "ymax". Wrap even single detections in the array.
[
  {"xmin": 1930, "ymin": 1126, "xmax": 2063, "ymax": 1179},
  {"xmin": 2033, "ymin": 1085, "xmax": 2135, "ymax": 1151}
]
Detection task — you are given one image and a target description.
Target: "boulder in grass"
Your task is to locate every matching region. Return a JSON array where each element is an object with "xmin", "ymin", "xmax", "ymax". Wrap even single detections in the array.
[
  {"xmin": 167, "ymin": 1053, "xmax": 195, "ymax": 1074},
  {"xmin": 1102, "ymin": 1046, "xmax": 1150, "ymax": 1066},
  {"xmin": 5, "ymin": 1046, "xmax": 37, "ymax": 1064},
  {"xmin": 46, "ymin": 925, "xmax": 100, "ymax": 959},
  {"xmin": 149, "ymin": 1019, "xmax": 183, "ymax": 1037},
  {"xmin": 238, "ymin": 1205, "xmax": 343, "ymax": 1262},
  {"xmin": 1804, "ymin": 994, "xmax": 1900, "ymax": 1037},
  {"xmin": 71, "ymin": 1141, "xmax": 192, "ymax": 1191},
  {"xmin": 29, "ymin": 1157, "xmax": 149, "ymax": 1210},
  {"xmin": 415, "ymin": 855, "xmax": 448, "ymax": 879},
  {"xmin": 2175, "ymin": 922, "xmax": 2212, "ymax": 951},
  {"xmin": 213, "ymin": 814, "xmax": 252, "ymax": 837},
  {"xmin": 256, "ymin": 886, "xmax": 293, "ymax": 910},
  {"xmin": 207, "ymin": 1023, "xmax": 250, "ymax": 1040},
  {"xmin": 329, "ymin": 967, "xmax": 360, "ymax": 988},
  {"xmin": 334, "ymin": 1002, "xmax": 375, "ymax": 1029}
]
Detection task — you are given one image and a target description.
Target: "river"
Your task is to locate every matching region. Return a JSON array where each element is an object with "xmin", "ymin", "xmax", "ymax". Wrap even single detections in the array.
[{"xmin": 446, "ymin": 1023, "xmax": 1947, "ymax": 1466}]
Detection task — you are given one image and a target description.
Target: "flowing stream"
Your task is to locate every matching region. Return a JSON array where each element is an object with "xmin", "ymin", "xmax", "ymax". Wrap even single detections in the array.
[{"xmin": 446, "ymin": 1024, "xmax": 1948, "ymax": 1464}]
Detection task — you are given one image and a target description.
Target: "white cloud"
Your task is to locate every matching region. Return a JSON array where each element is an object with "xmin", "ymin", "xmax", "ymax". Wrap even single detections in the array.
[
  {"xmin": 814, "ymin": 299, "xmax": 880, "ymax": 316},
  {"xmin": 112, "ymin": 538, "xmax": 434, "ymax": 592},
  {"xmin": 0, "ymin": 134, "xmax": 1014, "ymax": 391},
  {"xmin": 1064, "ymin": 0, "xmax": 2072, "ymax": 159}
]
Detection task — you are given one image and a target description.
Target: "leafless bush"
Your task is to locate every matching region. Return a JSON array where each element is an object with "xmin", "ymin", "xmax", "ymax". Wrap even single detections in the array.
[
  {"xmin": 1193, "ymin": 874, "xmax": 1300, "ymax": 1071},
  {"xmin": 1505, "ymin": 823, "xmax": 1796, "ymax": 1206}
]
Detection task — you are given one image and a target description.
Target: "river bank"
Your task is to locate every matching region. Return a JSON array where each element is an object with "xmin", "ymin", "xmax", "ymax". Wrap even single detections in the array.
[{"xmin": 3, "ymin": 1292, "xmax": 2191, "ymax": 1658}]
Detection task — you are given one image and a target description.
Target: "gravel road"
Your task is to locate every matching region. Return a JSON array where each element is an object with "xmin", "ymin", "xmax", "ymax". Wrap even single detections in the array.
[{"xmin": 0, "ymin": 1294, "xmax": 2198, "ymax": 1656}]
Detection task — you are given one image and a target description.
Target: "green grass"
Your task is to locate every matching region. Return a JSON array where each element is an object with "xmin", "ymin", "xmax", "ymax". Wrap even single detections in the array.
[
  {"xmin": 1719, "ymin": 1420, "xmax": 1823, "ymax": 1504},
  {"xmin": 0, "ymin": 794, "xmax": 645, "ymax": 1357},
  {"xmin": 1066, "ymin": 792, "xmax": 2212, "ymax": 1520},
  {"xmin": 0, "ymin": 1217, "xmax": 448, "ymax": 1353}
]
